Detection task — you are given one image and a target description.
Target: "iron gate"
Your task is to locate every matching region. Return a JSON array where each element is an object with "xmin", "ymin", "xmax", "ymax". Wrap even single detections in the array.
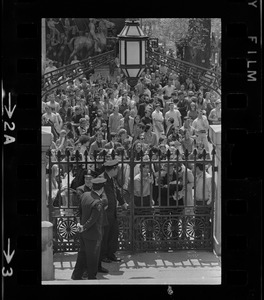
[{"xmin": 47, "ymin": 147, "xmax": 216, "ymax": 253}]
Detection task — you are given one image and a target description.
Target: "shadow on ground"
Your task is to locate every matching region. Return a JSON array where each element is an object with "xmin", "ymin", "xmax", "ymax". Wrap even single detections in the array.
[{"xmin": 53, "ymin": 250, "xmax": 221, "ymax": 272}]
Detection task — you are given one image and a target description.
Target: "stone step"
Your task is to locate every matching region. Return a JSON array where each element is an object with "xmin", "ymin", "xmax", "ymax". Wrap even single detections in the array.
[{"xmin": 43, "ymin": 250, "xmax": 221, "ymax": 284}]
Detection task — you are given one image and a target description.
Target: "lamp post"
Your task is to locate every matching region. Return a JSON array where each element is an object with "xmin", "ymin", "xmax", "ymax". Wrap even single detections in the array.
[{"xmin": 118, "ymin": 19, "xmax": 149, "ymax": 87}]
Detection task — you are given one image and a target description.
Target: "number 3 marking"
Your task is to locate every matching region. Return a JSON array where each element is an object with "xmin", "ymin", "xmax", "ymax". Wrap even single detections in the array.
[{"xmin": 2, "ymin": 267, "xmax": 13, "ymax": 277}]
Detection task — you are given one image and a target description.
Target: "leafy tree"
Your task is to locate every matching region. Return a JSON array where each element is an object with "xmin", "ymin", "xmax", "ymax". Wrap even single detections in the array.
[
  {"xmin": 142, "ymin": 18, "xmax": 220, "ymax": 68},
  {"xmin": 183, "ymin": 18, "xmax": 211, "ymax": 68}
]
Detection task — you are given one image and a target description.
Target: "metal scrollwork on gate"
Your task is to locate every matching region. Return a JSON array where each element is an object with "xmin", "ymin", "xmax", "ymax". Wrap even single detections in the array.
[
  {"xmin": 57, "ymin": 217, "xmax": 79, "ymax": 241},
  {"xmin": 140, "ymin": 218, "xmax": 160, "ymax": 241},
  {"xmin": 186, "ymin": 216, "xmax": 205, "ymax": 239},
  {"xmin": 162, "ymin": 217, "xmax": 182, "ymax": 239},
  {"xmin": 53, "ymin": 216, "xmax": 80, "ymax": 252}
]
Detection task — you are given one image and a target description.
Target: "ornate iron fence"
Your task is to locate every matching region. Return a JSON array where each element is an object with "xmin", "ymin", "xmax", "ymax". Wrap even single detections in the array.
[
  {"xmin": 42, "ymin": 46, "xmax": 221, "ymax": 98},
  {"xmin": 42, "ymin": 50, "xmax": 115, "ymax": 98},
  {"xmin": 147, "ymin": 49, "xmax": 221, "ymax": 96},
  {"xmin": 47, "ymin": 147, "xmax": 216, "ymax": 253}
]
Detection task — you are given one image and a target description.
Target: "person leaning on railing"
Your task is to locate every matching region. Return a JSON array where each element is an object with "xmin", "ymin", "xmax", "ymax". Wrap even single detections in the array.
[
  {"xmin": 194, "ymin": 162, "xmax": 213, "ymax": 207},
  {"xmin": 159, "ymin": 163, "xmax": 179, "ymax": 207},
  {"xmin": 134, "ymin": 163, "xmax": 154, "ymax": 207}
]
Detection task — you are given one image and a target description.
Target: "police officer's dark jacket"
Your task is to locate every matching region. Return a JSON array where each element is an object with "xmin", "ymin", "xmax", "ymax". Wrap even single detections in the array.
[
  {"xmin": 79, "ymin": 191, "xmax": 107, "ymax": 241},
  {"xmin": 103, "ymin": 172, "xmax": 125, "ymax": 218},
  {"xmin": 76, "ymin": 184, "xmax": 91, "ymax": 195}
]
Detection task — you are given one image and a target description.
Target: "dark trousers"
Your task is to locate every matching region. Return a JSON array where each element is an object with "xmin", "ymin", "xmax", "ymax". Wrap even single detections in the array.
[
  {"xmin": 100, "ymin": 215, "xmax": 119, "ymax": 260},
  {"xmin": 72, "ymin": 235, "xmax": 101, "ymax": 279}
]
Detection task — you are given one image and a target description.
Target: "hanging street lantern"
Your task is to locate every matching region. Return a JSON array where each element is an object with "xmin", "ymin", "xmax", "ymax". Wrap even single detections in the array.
[{"xmin": 118, "ymin": 18, "xmax": 149, "ymax": 86}]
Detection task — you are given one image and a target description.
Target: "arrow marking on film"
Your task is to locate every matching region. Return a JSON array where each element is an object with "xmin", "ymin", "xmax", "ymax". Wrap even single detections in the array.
[
  {"xmin": 4, "ymin": 92, "xmax": 16, "ymax": 119},
  {"xmin": 3, "ymin": 238, "xmax": 15, "ymax": 264}
]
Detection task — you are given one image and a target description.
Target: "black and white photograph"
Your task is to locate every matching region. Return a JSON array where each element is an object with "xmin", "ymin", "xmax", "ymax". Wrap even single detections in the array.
[{"xmin": 41, "ymin": 17, "xmax": 222, "ymax": 285}]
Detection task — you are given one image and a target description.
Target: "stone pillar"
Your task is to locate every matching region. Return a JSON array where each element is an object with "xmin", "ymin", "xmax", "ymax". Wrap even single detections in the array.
[
  {"xmin": 209, "ymin": 125, "xmax": 221, "ymax": 256},
  {"xmin": 42, "ymin": 221, "xmax": 54, "ymax": 280},
  {"xmin": 42, "ymin": 127, "xmax": 54, "ymax": 281},
  {"xmin": 42, "ymin": 126, "xmax": 52, "ymax": 221}
]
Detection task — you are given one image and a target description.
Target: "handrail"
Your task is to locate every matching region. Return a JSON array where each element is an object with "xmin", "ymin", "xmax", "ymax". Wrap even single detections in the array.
[
  {"xmin": 42, "ymin": 48, "xmax": 221, "ymax": 97},
  {"xmin": 147, "ymin": 49, "xmax": 221, "ymax": 96},
  {"xmin": 42, "ymin": 50, "xmax": 115, "ymax": 98}
]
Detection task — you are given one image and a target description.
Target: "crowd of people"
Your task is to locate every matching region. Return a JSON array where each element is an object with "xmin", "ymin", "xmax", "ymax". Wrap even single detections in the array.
[
  {"xmin": 43, "ymin": 62, "xmax": 220, "ymax": 279},
  {"xmin": 42, "ymin": 63, "xmax": 221, "ymax": 165}
]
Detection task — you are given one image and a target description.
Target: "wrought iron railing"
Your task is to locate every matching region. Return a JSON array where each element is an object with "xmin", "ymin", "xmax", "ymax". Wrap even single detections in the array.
[
  {"xmin": 42, "ymin": 46, "xmax": 221, "ymax": 98},
  {"xmin": 47, "ymin": 146, "xmax": 216, "ymax": 253},
  {"xmin": 147, "ymin": 49, "xmax": 221, "ymax": 96},
  {"xmin": 42, "ymin": 50, "xmax": 116, "ymax": 98}
]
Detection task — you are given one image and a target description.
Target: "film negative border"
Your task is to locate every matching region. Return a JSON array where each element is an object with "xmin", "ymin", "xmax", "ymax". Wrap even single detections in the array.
[
  {"xmin": 2, "ymin": 1, "xmax": 262, "ymax": 300},
  {"xmin": 222, "ymin": 0, "xmax": 262, "ymax": 298}
]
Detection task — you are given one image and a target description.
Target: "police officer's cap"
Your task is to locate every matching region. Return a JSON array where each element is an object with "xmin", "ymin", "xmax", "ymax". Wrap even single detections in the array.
[
  {"xmin": 84, "ymin": 172, "xmax": 93, "ymax": 178},
  {"xmin": 103, "ymin": 159, "xmax": 119, "ymax": 168},
  {"xmin": 91, "ymin": 177, "xmax": 107, "ymax": 184}
]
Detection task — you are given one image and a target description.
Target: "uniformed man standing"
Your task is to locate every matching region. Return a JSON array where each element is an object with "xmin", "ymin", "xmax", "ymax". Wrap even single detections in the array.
[
  {"xmin": 100, "ymin": 159, "xmax": 128, "ymax": 263},
  {"xmin": 71, "ymin": 177, "xmax": 108, "ymax": 280},
  {"xmin": 76, "ymin": 172, "xmax": 93, "ymax": 198}
]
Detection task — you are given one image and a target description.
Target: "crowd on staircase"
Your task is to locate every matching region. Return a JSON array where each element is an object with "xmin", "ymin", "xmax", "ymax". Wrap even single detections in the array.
[{"xmin": 42, "ymin": 57, "xmax": 221, "ymax": 197}]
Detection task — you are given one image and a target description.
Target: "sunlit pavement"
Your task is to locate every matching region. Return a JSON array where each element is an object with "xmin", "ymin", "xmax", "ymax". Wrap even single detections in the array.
[{"xmin": 42, "ymin": 250, "xmax": 221, "ymax": 285}]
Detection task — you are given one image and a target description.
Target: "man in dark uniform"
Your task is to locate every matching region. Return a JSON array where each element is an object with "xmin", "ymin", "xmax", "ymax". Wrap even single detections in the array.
[
  {"xmin": 76, "ymin": 172, "xmax": 93, "ymax": 197},
  {"xmin": 71, "ymin": 177, "xmax": 108, "ymax": 280},
  {"xmin": 100, "ymin": 159, "xmax": 128, "ymax": 263}
]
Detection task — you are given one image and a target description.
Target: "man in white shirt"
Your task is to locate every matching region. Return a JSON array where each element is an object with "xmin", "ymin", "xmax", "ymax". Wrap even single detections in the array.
[
  {"xmin": 46, "ymin": 93, "xmax": 60, "ymax": 113},
  {"xmin": 208, "ymin": 99, "xmax": 221, "ymax": 124},
  {"xmin": 165, "ymin": 102, "xmax": 182, "ymax": 129},
  {"xmin": 192, "ymin": 109, "xmax": 210, "ymax": 152},
  {"xmin": 162, "ymin": 79, "xmax": 175, "ymax": 98},
  {"xmin": 108, "ymin": 90, "xmax": 118, "ymax": 108},
  {"xmin": 194, "ymin": 163, "xmax": 213, "ymax": 205},
  {"xmin": 152, "ymin": 103, "xmax": 164, "ymax": 140}
]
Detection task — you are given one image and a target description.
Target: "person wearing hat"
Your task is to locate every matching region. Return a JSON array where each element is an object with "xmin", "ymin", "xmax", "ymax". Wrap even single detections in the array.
[
  {"xmin": 71, "ymin": 177, "xmax": 108, "ymax": 280},
  {"xmin": 76, "ymin": 171, "xmax": 94, "ymax": 199},
  {"xmin": 208, "ymin": 99, "xmax": 221, "ymax": 125},
  {"xmin": 100, "ymin": 159, "xmax": 128, "ymax": 263}
]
